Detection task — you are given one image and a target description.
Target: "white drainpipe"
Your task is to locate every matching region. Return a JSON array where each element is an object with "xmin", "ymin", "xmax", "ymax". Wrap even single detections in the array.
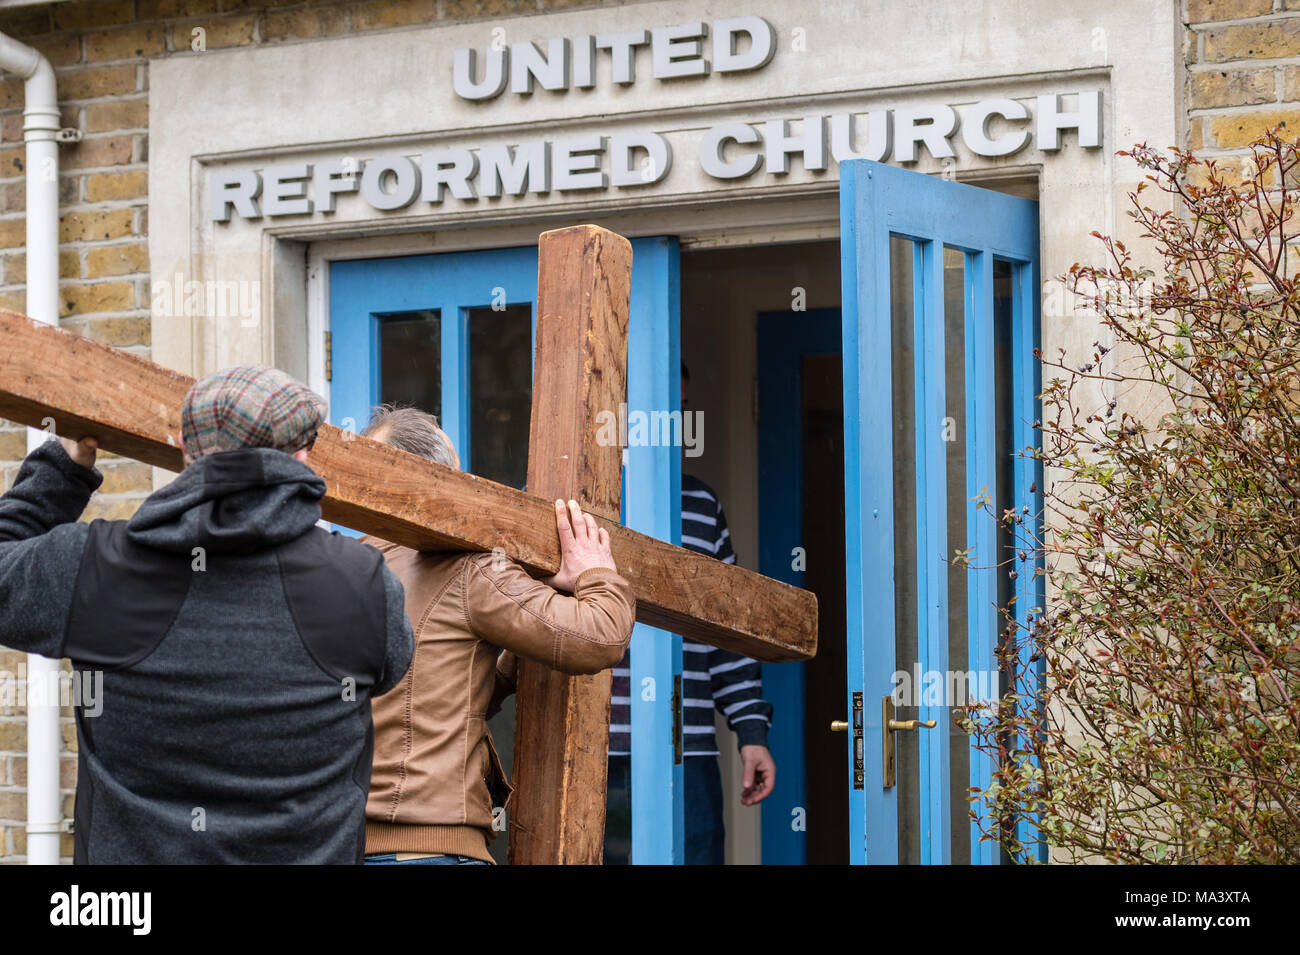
[{"xmin": 1, "ymin": 30, "xmax": 65, "ymax": 866}]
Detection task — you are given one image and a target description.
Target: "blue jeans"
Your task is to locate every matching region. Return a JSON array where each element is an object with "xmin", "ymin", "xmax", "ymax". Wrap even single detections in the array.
[
  {"xmin": 604, "ymin": 754, "xmax": 726, "ymax": 865},
  {"xmin": 364, "ymin": 853, "xmax": 490, "ymax": 866},
  {"xmin": 683, "ymin": 754, "xmax": 726, "ymax": 865}
]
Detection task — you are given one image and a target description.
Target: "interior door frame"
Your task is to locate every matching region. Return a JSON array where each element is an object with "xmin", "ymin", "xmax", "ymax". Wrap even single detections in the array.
[{"xmin": 839, "ymin": 159, "xmax": 1041, "ymax": 865}]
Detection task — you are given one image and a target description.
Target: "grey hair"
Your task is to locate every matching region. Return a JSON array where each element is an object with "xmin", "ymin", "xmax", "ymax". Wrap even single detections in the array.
[{"xmin": 362, "ymin": 403, "xmax": 457, "ymax": 468}]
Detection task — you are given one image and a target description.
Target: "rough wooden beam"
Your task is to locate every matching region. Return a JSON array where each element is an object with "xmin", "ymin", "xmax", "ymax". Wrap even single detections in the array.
[
  {"xmin": 0, "ymin": 308, "xmax": 818, "ymax": 662},
  {"xmin": 508, "ymin": 224, "xmax": 627, "ymax": 866}
]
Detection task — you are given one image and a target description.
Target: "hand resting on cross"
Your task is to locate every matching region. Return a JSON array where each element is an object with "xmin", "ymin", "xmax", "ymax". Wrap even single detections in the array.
[
  {"xmin": 58, "ymin": 434, "xmax": 98, "ymax": 470},
  {"xmin": 542, "ymin": 498, "xmax": 615, "ymax": 592}
]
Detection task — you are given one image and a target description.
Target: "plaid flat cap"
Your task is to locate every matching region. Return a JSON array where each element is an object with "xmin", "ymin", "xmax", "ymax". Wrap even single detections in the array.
[{"xmin": 181, "ymin": 365, "xmax": 326, "ymax": 461}]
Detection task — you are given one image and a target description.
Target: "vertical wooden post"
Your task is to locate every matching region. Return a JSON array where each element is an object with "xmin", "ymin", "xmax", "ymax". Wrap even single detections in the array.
[{"xmin": 508, "ymin": 225, "xmax": 632, "ymax": 865}]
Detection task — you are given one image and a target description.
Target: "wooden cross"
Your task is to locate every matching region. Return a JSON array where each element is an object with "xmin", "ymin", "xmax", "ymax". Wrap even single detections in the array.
[{"xmin": 0, "ymin": 224, "xmax": 818, "ymax": 864}]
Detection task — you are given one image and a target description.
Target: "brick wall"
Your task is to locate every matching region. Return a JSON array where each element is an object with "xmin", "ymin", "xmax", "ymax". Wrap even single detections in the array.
[
  {"xmin": 1185, "ymin": 0, "xmax": 1300, "ymax": 159},
  {"xmin": 0, "ymin": 0, "xmax": 628, "ymax": 864}
]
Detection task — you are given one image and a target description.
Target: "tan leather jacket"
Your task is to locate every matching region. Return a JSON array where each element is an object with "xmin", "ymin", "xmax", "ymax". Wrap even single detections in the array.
[{"xmin": 363, "ymin": 538, "xmax": 636, "ymax": 863}]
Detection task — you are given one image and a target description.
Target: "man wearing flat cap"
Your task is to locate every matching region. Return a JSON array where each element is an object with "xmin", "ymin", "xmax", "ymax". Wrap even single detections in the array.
[{"xmin": 0, "ymin": 365, "xmax": 414, "ymax": 864}]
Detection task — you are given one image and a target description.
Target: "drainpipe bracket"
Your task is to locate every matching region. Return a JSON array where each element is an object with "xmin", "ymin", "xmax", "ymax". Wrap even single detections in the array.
[
  {"xmin": 25, "ymin": 820, "xmax": 65, "ymax": 835},
  {"xmin": 55, "ymin": 128, "xmax": 82, "ymax": 144}
]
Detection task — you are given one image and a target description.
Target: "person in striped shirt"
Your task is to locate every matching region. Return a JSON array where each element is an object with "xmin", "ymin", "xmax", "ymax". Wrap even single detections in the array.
[{"xmin": 604, "ymin": 366, "xmax": 776, "ymax": 865}]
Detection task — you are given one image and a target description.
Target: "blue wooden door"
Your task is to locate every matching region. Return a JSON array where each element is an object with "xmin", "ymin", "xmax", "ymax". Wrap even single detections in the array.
[
  {"xmin": 330, "ymin": 246, "xmax": 537, "ymax": 476},
  {"xmin": 840, "ymin": 160, "xmax": 1042, "ymax": 865},
  {"xmin": 756, "ymin": 307, "xmax": 842, "ymax": 865},
  {"xmin": 329, "ymin": 238, "xmax": 684, "ymax": 864}
]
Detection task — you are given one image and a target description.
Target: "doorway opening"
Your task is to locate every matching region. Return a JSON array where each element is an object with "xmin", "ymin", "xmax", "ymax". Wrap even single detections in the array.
[{"xmin": 681, "ymin": 239, "xmax": 847, "ymax": 865}]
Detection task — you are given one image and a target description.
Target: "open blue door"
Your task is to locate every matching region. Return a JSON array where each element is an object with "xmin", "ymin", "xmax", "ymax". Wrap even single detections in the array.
[
  {"xmin": 840, "ymin": 160, "xmax": 1042, "ymax": 865},
  {"xmin": 329, "ymin": 238, "xmax": 684, "ymax": 864}
]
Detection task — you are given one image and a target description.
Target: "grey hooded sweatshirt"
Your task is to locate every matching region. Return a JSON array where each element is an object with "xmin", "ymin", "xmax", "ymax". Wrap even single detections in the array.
[{"xmin": 0, "ymin": 439, "xmax": 413, "ymax": 864}]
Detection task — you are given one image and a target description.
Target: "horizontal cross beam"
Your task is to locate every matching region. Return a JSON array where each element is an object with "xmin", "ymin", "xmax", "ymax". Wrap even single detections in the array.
[{"xmin": 0, "ymin": 308, "xmax": 818, "ymax": 662}]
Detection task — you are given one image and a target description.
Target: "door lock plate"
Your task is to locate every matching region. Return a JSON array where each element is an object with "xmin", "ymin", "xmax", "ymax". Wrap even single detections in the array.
[
  {"xmin": 851, "ymin": 691, "xmax": 863, "ymax": 789},
  {"xmin": 883, "ymin": 696, "xmax": 896, "ymax": 789}
]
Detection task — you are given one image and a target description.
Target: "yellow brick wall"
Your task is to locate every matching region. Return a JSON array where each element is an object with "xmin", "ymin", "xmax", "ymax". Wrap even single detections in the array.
[
  {"xmin": 0, "ymin": 0, "xmax": 631, "ymax": 864},
  {"xmin": 1185, "ymin": 0, "xmax": 1300, "ymax": 159}
]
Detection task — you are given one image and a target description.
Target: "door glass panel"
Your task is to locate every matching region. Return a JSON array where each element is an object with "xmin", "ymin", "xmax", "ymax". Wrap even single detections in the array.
[
  {"xmin": 890, "ymin": 234, "xmax": 921, "ymax": 866},
  {"xmin": 467, "ymin": 304, "xmax": 532, "ymax": 489},
  {"xmin": 885, "ymin": 243, "xmax": 1020, "ymax": 866},
  {"xmin": 993, "ymin": 259, "xmax": 1016, "ymax": 862},
  {"xmin": 801, "ymin": 350, "xmax": 849, "ymax": 865},
  {"xmin": 466, "ymin": 301, "xmax": 532, "ymax": 861},
  {"xmin": 942, "ymin": 247, "xmax": 970, "ymax": 865},
  {"xmin": 376, "ymin": 309, "xmax": 441, "ymax": 419}
]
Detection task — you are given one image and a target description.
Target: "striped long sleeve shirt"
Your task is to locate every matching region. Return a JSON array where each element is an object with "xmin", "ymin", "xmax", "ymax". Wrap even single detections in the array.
[{"xmin": 608, "ymin": 474, "xmax": 774, "ymax": 757}]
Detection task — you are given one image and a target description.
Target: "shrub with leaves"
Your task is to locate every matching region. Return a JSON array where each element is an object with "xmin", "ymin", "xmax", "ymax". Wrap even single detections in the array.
[{"xmin": 961, "ymin": 130, "xmax": 1300, "ymax": 864}]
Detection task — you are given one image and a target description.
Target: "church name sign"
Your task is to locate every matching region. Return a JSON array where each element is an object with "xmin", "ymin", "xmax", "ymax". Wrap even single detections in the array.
[{"xmin": 210, "ymin": 15, "xmax": 1103, "ymax": 221}]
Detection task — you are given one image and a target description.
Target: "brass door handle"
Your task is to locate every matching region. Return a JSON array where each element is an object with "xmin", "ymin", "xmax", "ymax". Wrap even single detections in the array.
[
  {"xmin": 882, "ymin": 697, "xmax": 938, "ymax": 788},
  {"xmin": 887, "ymin": 717, "xmax": 936, "ymax": 732},
  {"xmin": 830, "ymin": 720, "xmax": 849, "ymax": 732}
]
